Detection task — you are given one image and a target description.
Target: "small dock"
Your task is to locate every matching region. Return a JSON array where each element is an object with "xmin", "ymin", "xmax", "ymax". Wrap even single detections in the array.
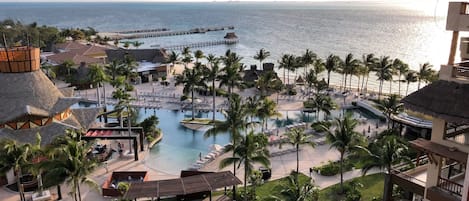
[
  {"xmin": 154, "ymin": 39, "xmax": 239, "ymax": 50},
  {"xmin": 98, "ymin": 26, "xmax": 235, "ymax": 40}
]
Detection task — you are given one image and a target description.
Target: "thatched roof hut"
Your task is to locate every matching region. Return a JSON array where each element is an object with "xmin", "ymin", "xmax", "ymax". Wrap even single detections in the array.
[
  {"xmin": 0, "ymin": 47, "xmax": 100, "ymax": 145},
  {"xmin": 402, "ymin": 80, "xmax": 469, "ymax": 124}
]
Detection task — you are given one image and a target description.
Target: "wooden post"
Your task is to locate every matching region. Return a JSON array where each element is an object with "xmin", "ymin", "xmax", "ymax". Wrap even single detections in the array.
[
  {"xmin": 448, "ymin": 31, "xmax": 459, "ymax": 65},
  {"xmin": 134, "ymin": 138, "xmax": 138, "ymax": 161},
  {"xmin": 2, "ymin": 34, "xmax": 13, "ymax": 72}
]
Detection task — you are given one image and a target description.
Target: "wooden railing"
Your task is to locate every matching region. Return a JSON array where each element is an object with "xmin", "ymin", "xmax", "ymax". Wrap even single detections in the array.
[{"xmin": 437, "ymin": 177, "xmax": 463, "ymax": 196}]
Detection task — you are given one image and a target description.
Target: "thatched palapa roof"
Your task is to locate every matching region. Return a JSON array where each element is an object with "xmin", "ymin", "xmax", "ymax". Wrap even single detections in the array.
[
  {"xmin": 402, "ymin": 80, "xmax": 469, "ymax": 124},
  {"xmin": 106, "ymin": 49, "xmax": 167, "ymax": 63}
]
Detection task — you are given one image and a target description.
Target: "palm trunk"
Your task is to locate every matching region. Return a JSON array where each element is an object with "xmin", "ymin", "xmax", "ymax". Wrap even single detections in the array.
[
  {"xmin": 365, "ymin": 74, "xmax": 370, "ymax": 93},
  {"xmin": 296, "ymin": 144, "xmax": 299, "ymax": 175},
  {"xmin": 344, "ymin": 74, "xmax": 347, "ymax": 91},
  {"xmin": 244, "ymin": 161, "xmax": 248, "ymax": 201},
  {"xmin": 361, "ymin": 73, "xmax": 366, "ymax": 92},
  {"xmin": 398, "ymin": 73, "xmax": 402, "ymax": 96},
  {"xmin": 378, "ymin": 80, "xmax": 383, "ymax": 100},
  {"xmin": 16, "ymin": 169, "xmax": 25, "ymax": 201},
  {"xmin": 417, "ymin": 79, "xmax": 421, "ymax": 90},
  {"xmin": 212, "ymin": 80, "xmax": 216, "ymax": 123},
  {"xmin": 349, "ymin": 74, "xmax": 352, "ymax": 91},
  {"xmin": 287, "ymin": 70, "xmax": 290, "ymax": 86},
  {"xmin": 77, "ymin": 181, "xmax": 82, "ymax": 201},
  {"xmin": 357, "ymin": 75, "xmax": 360, "ymax": 93},
  {"xmin": 389, "ymin": 78, "xmax": 392, "ymax": 95},
  {"xmin": 232, "ymin": 134, "xmax": 237, "ymax": 201},
  {"xmin": 383, "ymin": 173, "xmax": 393, "ymax": 201},
  {"xmin": 283, "ymin": 68, "xmax": 286, "ymax": 85},
  {"xmin": 57, "ymin": 185, "xmax": 62, "ymax": 200},
  {"xmin": 96, "ymin": 82, "xmax": 101, "ymax": 107},
  {"xmin": 103, "ymin": 83, "xmax": 107, "ymax": 105},
  {"xmin": 191, "ymin": 89, "xmax": 195, "ymax": 120},
  {"xmin": 327, "ymin": 71, "xmax": 331, "ymax": 87}
]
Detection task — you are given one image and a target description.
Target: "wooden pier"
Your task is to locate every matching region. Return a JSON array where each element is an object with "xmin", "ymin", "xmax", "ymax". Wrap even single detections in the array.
[
  {"xmin": 98, "ymin": 26, "xmax": 235, "ymax": 40},
  {"xmin": 153, "ymin": 39, "xmax": 239, "ymax": 50},
  {"xmin": 114, "ymin": 28, "xmax": 170, "ymax": 34}
]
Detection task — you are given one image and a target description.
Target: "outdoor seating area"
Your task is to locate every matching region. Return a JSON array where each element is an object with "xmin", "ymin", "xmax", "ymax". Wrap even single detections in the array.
[
  {"xmin": 189, "ymin": 144, "xmax": 226, "ymax": 170},
  {"xmin": 102, "ymin": 171, "xmax": 148, "ymax": 197}
]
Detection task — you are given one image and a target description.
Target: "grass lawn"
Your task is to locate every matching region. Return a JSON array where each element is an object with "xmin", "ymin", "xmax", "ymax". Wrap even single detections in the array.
[
  {"xmin": 180, "ymin": 118, "xmax": 222, "ymax": 125},
  {"xmin": 252, "ymin": 173, "xmax": 311, "ymax": 199},
  {"xmin": 319, "ymin": 173, "xmax": 384, "ymax": 201}
]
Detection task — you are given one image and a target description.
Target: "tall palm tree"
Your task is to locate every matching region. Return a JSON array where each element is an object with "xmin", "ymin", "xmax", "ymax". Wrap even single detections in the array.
[
  {"xmin": 220, "ymin": 132, "xmax": 270, "ymax": 200},
  {"xmin": 278, "ymin": 54, "xmax": 298, "ymax": 86},
  {"xmin": 40, "ymin": 130, "xmax": 98, "ymax": 201},
  {"xmin": 245, "ymin": 96, "xmax": 261, "ymax": 128},
  {"xmin": 0, "ymin": 135, "xmax": 42, "ymax": 201},
  {"xmin": 281, "ymin": 128, "xmax": 315, "ymax": 180},
  {"xmin": 313, "ymin": 58, "xmax": 325, "ymax": 78},
  {"xmin": 362, "ymin": 134, "xmax": 410, "ymax": 201},
  {"xmin": 194, "ymin": 49, "xmax": 205, "ymax": 64},
  {"xmin": 312, "ymin": 94, "xmax": 335, "ymax": 121},
  {"xmin": 396, "ymin": 61, "xmax": 409, "ymax": 96},
  {"xmin": 417, "ymin": 62, "xmax": 435, "ymax": 90},
  {"xmin": 254, "ymin": 48, "xmax": 271, "ymax": 70},
  {"xmin": 62, "ymin": 60, "xmax": 75, "ymax": 77},
  {"xmin": 377, "ymin": 94, "xmax": 404, "ymax": 129},
  {"xmin": 322, "ymin": 113, "xmax": 363, "ymax": 193},
  {"xmin": 204, "ymin": 54, "xmax": 221, "ymax": 123},
  {"xmin": 181, "ymin": 47, "xmax": 193, "ymax": 69},
  {"xmin": 375, "ymin": 56, "xmax": 393, "ymax": 100},
  {"xmin": 105, "ymin": 60, "xmax": 124, "ymax": 84},
  {"xmin": 343, "ymin": 53, "xmax": 360, "ymax": 91},
  {"xmin": 256, "ymin": 71, "xmax": 279, "ymax": 97},
  {"xmin": 205, "ymin": 94, "xmax": 248, "ymax": 200},
  {"xmin": 404, "ymin": 70, "xmax": 418, "ymax": 95},
  {"xmin": 305, "ymin": 69, "xmax": 317, "ymax": 99},
  {"xmin": 88, "ymin": 64, "xmax": 107, "ymax": 107},
  {"xmin": 165, "ymin": 50, "xmax": 180, "ymax": 75},
  {"xmin": 301, "ymin": 49, "xmax": 317, "ymax": 75},
  {"xmin": 175, "ymin": 66, "xmax": 205, "ymax": 120},
  {"xmin": 324, "ymin": 54, "xmax": 340, "ymax": 88},
  {"xmin": 361, "ymin": 53, "xmax": 378, "ymax": 93},
  {"xmin": 122, "ymin": 55, "xmax": 138, "ymax": 82}
]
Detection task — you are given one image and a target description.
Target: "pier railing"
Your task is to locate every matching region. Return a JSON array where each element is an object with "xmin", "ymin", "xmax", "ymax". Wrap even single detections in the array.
[
  {"xmin": 102, "ymin": 26, "xmax": 235, "ymax": 40},
  {"xmin": 155, "ymin": 39, "xmax": 239, "ymax": 50}
]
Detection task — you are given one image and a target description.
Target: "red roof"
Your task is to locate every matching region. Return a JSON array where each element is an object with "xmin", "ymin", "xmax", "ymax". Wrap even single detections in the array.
[{"xmin": 85, "ymin": 130, "xmax": 113, "ymax": 137}]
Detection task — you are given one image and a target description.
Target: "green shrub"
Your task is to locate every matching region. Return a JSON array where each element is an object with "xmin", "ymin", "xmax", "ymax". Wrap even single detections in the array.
[
  {"xmin": 313, "ymin": 161, "xmax": 340, "ymax": 176},
  {"xmin": 125, "ymin": 83, "xmax": 134, "ymax": 91}
]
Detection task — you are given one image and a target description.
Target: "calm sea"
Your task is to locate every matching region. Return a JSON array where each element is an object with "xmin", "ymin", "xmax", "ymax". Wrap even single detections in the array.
[{"xmin": 0, "ymin": 1, "xmax": 453, "ymax": 93}]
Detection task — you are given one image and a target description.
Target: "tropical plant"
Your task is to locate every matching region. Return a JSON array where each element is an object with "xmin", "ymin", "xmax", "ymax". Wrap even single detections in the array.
[
  {"xmin": 219, "ymin": 59, "xmax": 243, "ymax": 95},
  {"xmin": 304, "ymin": 69, "xmax": 317, "ymax": 98},
  {"xmin": 417, "ymin": 62, "xmax": 436, "ymax": 90},
  {"xmin": 122, "ymin": 41, "xmax": 131, "ymax": 49},
  {"xmin": 40, "ymin": 130, "xmax": 98, "ymax": 201},
  {"xmin": 278, "ymin": 54, "xmax": 299, "ymax": 86},
  {"xmin": 132, "ymin": 41, "xmax": 143, "ymax": 49},
  {"xmin": 322, "ymin": 113, "xmax": 363, "ymax": 193},
  {"xmin": 361, "ymin": 53, "xmax": 378, "ymax": 93},
  {"xmin": 311, "ymin": 94, "xmax": 335, "ymax": 121},
  {"xmin": 324, "ymin": 54, "xmax": 340, "ymax": 88},
  {"xmin": 376, "ymin": 94, "xmax": 404, "ymax": 129},
  {"xmin": 0, "ymin": 134, "xmax": 42, "ymax": 201},
  {"xmin": 281, "ymin": 128, "xmax": 315, "ymax": 180},
  {"xmin": 396, "ymin": 61, "xmax": 409, "ymax": 96},
  {"xmin": 313, "ymin": 58, "xmax": 325, "ymax": 78},
  {"xmin": 301, "ymin": 49, "xmax": 317, "ymax": 75},
  {"xmin": 105, "ymin": 60, "xmax": 124, "ymax": 84},
  {"xmin": 204, "ymin": 54, "xmax": 221, "ymax": 123},
  {"xmin": 245, "ymin": 96, "xmax": 261, "ymax": 128},
  {"xmin": 270, "ymin": 172, "xmax": 319, "ymax": 201},
  {"xmin": 194, "ymin": 49, "xmax": 205, "ymax": 64},
  {"xmin": 175, "ymin": 66, "xmax": 205, "ymax": 120},
  {"xmin": 220, "ymin": 131, "xmax": 270, "ymax": 200},
  {"xmin": 257, "ymin": 97, "xmax": 281, "ymax": 132},
  {"xmin": 254, "ymin": 48, "xmax": 271, "ymax": 70},
  {"xmin": 375, "ymin": 56, "xmax": 393, "ymax": 99},
  {"xmin": 205, "ymin": 94, "xmax": 248, "ymax": 200},
  {"xmin": 88, "ymin": 63, "xmax": 107, "ymax": 107},
  {"xmin": 404, "ymin": 70, "xmax": 418, "ymax": 95},
  {"xmin": 361, "ymin": 133, "xmax": 410, "ymax": 201},
  {"xmin": 61, "ymin": 59, "xmax": 75, "ymax": 77},
  {"xmin": 343, "ymin": 53, "xmax": 360, "ymax": 91}
]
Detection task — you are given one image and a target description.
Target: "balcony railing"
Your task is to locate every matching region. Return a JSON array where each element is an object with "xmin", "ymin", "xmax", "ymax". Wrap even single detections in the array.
[
  {"xmin": 454, "ymin": 65, "xmax": 469, "ymax": 80},
  {"xmin": 437, "ymin": 177, "xmax": 463, "ymax": 196}
]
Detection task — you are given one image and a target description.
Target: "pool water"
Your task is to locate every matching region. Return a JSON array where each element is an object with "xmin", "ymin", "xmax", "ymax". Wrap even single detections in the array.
[{"xmin": 74, "ymin": 102, "xmax": 380, "ymax": 175}]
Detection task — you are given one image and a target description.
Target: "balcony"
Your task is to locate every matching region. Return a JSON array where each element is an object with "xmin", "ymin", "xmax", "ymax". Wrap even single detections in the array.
[{"xmin": 440, "ymin": 64, "xmax": 469, "ymax": 83}]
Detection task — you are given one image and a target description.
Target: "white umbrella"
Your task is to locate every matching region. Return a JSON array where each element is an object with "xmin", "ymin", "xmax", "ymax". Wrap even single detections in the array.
[{"xmin": 210, "ymin": 144, "xmax": 223, "ymax": 151}]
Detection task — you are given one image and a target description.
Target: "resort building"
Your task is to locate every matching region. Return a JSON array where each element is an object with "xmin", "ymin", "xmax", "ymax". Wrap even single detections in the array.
[
  {"xmin": 45, "ymin": 41, "xmax": 108, "ymax": 65},
  {"xmin": 391, "ymin": 2, "xmax": 469, "ymax": 201},
  {"xmin": 105, "ymin": 48, "xmax": 169, "ymax": 83},
  {"xmin": 0, "ymin": 46, "xmax": 100, "ymax": 148}
]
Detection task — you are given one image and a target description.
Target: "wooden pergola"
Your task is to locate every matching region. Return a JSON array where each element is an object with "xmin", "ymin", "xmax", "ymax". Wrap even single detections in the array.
[{"xmin": 123, "ymin": 171, "xmax": 242, "ymax": 201}]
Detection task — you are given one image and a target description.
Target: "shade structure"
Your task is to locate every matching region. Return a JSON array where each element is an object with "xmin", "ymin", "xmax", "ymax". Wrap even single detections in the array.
[
  {"xmin": 410, "ymin": 138, "xmax": 468, "ymax": 164},
  {"xmin": 124, "ymin": 171, "xmax": 242, "ymax": 199}
]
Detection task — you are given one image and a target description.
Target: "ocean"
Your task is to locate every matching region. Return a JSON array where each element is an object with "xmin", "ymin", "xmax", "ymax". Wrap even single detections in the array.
[{"xmin": 0, "ymin": 1, "xmax": 453, "ymax": 93}]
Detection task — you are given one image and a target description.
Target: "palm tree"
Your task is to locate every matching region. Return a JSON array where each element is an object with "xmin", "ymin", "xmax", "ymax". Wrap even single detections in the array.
[
  {"xmin": 40, "ymin": 130, "xmax": 98, "ymax": 201},
  {"xmin": 361, "ymin": 53, "xmax": 378, "ymax": 93},
  {"xmin": 375, "ymin": 56, "xmax": 393, "ymax": 99},
  {"xmin": 278, "ymin": 54, "xmax": 298, "ymax": 86},
  {"xmin": 219, "ymin": 61, "xmax": 243, "ymax": 95},
  {"xmin": 205, "ymin": 94, "xmax": 248, "ymax": 200},
  {"xmin": 362, "ymin": 134, "xmax": 410, "ymax": 201},
  {"xmin": 165, "ymin": 50, "xmax": 180, "ymax": 75},
  {"xmin": 175, "ymin": 66, "xmax": 205, "ymax": 120},
  {"xmin": 62, "ymin": 59, "xmax": 74, "ymax": 77},
  {"xmin": 324, "ymin": 54, "xmax": 340, "ymax": 88},
  {"xmin": 181, "ymin": 47, "xmax": 193, "ymax": 69},
  {"xmin": 312, "ymin": 94, "xmax": 335, "ymax": 121},
  {"xmin": 396, "ymin": 61, "xmax": 409, "ymax": 96},
  {"xmin": 88, "ymin": 64, "xmax": 107, "ymax": 107},
  {"xmin": 0, "ymin": 135, "xmax": 42, "ymax": 201},
  {"xmin": 305, "ymin": 69, "xmax": 317, "ymax": 99},
  {"xmin": 377, "ymin": 94, "xmax": 404, "ymax": 129},
  {"xmin": 245, "ymin": 96, "xmax": 261, "ymax": 128},
  {"xmin": 204, "ymin": 54, "xmax": 221, "ymax": 123},
  {"xmin": 343, "ymin": 53, "xmax": 360, "ymax": 91},
  {"xmin": 254, "ymin": 48, "xmax": 271, "ymax": 70},
  {"xmin": 313, "ymin": 58, "xmax": 325, "ymax": 78},
  {"xmin": 270, "ymin": 172, "xmax": 319, "ymax": 201},
  {"xmin": 122, "ymin": 41, "xmax": 131, "ymax": 49},
  {"xmin": 404, "ymin": 70, "xmax": 418, "ymax": 95},
  {"xmin": 194, "ymin": 49, "xmax": 205, "ymax": 64},
  {"xmin": 281, "ymin": 128, "xmax": 315, "ymax": 180},
  {"xmin": 122, "ymin": 55, "xmax": 138, "ymax": 82},
  {"xmin": 256, "ymin": 71, "xmax": 280, "ymax": 97},
  {"xmin": 417, "ymin": 62, "xmax": 435, "ymax": 90},
  {"xmin": 301, "ymin": 49, "xmax": 317, "ymax": 75},
  {"xmin": 220, "ymin": 132, "xmax": 270, "ymax": 200},
  {"xmin": 258, "ymin": 97, "xmax": 281, "ymax": 132},
  {"xmin": 323, "ymin": 113, "xmax": 363, "ymax": 193},
  {"xmin": 105, "ymin": 60, "xmax": 124, "ymax": 84}
]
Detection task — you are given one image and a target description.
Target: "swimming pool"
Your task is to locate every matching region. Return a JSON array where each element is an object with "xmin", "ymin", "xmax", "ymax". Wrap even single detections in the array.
[{"xmin": 74, "ymin": 103, "xmax": 380, "ymax": 175}]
